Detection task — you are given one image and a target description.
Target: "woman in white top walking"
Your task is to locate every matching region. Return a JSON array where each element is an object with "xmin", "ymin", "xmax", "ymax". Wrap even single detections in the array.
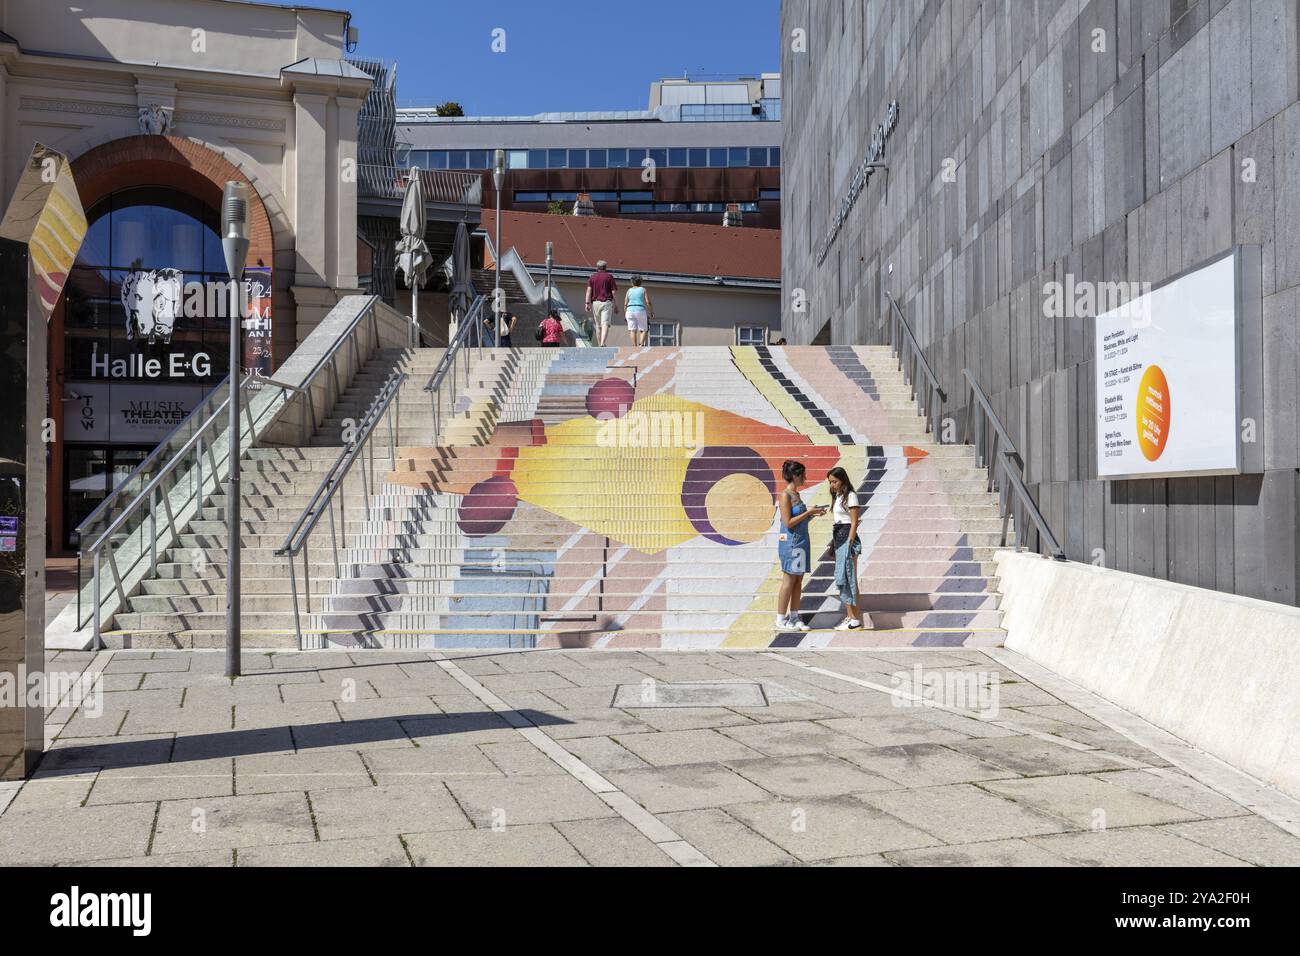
[
  {"xmin": 623, "ymin": 275, "xmax": 653, "ymax": 347},
  {"xmin": 826, "ymin": 466, "xmax": 866, "ymax": 629}
]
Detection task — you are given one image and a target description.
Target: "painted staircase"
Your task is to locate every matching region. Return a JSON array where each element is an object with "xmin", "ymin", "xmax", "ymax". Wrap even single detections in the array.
[{"xmin": 103, "ymin": 345, "xmax": 1010, "ymax": 649}]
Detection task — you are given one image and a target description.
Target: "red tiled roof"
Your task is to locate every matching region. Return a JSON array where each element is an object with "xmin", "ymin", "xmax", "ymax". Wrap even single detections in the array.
[{"xmin": 485, "ymin": 209, "xmax": 780, "ymax": 281}]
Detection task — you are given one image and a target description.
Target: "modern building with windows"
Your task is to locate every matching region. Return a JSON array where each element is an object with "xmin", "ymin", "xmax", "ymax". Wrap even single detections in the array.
[
  {"xmin": 0, "ymin": 0, "xmax": 373, "ymax": 551},
  {"xmin": 781, "ymin": 0, "xmax": 1300, "ymax": 606},
  {"xmin": 398, "ymin": 74, "xmax": 783, "ymax": 229}
]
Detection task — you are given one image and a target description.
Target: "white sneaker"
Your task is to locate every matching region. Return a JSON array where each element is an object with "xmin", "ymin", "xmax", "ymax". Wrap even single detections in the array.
[
  {"xmin": 789, "ymin": 616, "xmax": 810, "ymax": 631},
  {"xmin": 774, "ymin": 615, "xmax": 790, "ymax": 629},
  {"xmin": 835, "ymin": 618, "xmax": 863, "ymax": 630}
]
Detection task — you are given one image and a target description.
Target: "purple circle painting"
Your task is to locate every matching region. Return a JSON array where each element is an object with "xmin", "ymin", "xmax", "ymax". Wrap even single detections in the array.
[
  {"xmin": 681, "ymin": 446, "xmax": 776, "ymax": 545},
  {"xmin": 457, "ymin": 475, "xmax": 518, "ymax": 536},
  {"xmin": 585, "ymin": 377, "xmax": 636, "ymax": 419}
]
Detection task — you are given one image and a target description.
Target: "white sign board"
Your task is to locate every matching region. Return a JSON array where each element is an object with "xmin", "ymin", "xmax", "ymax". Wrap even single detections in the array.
[{"xmin": 1095, "ymin": 253, "xmax": 1240, "ymax": 479}]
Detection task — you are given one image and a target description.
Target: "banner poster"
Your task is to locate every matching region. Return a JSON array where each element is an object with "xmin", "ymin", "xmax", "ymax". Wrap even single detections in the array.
[
  {"xmin": 1094, "ymin": 253, "xmax": 1240, "ymax": 479},
  {"xmin": 243, "ymin": 266, "xmax": 273, "ymax": 377}
]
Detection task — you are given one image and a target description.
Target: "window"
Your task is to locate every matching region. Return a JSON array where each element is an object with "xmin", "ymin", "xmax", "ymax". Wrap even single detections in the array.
[
  {"xmin": 514, "ymin": 191, "xmax": 549, "ymax": 203},
  {"xmin": 688, "ymin": 147, "xmax": 708, "ymax": 167},
  {"xmin": 627, "ymin": 149, "xmax": 648, "ymax": 169},
  {"xmin": 648, "ymin": 148, "xmax": 668, "ymax": 169},
  {"xmin": 467, "ymin": 150, "xmax": 489, "ymax": 169},
  {"xmin": 527, "ymin": 149, "xmax": 546, "ymax": 169},
  {"xmin": 507, "ymin": 150, "xmax": 529, "ymax": 169},
  {"xmin": 588, "ymin": 148, "xmax": 608, "ymax": 168},
  {"xmin": 547, "ymin": 149, "xmax": 567, "ymax": 168},
  {"xmin": 728, "ymin": 147, "xmax": 748, "ymax": 167},
  {"xmin": 749, "ymin": 147, "xmax": 768, "ymax": 167},
  {"xmin": 65, "ymin": 187, "xmax": 232, "ymax": 389},
  {"xmin": 428, "ymin": 150, "xmax": 449, "ymax": 169},
  {"xmin": 621, "ymin": 190, "xmax": 653, "ymax": 201},
  {"xmin": 447, "ymin": 151, "xmax": 468, "ymax": 169},
  {"xmin": 669, "ymin": 147, "xmax": 688, "ymax": 167},
  {"xmin": 709, "ymin": 148, "xmax": 728, "ymax": 167},
  {"xmin": 769, "ymin": 147, "xmax": 781, "ymax": 167},
  {"xmin": 759, "ymin": 189, "xmax": 781, "ymax": 201},
  {"xmin": 648, "ymin": 321, "xmax": 679, "ymax": 347},
  {"xmin": 607, "ymin": 148, "xmax": 628, "ymax": 168},
  {"xmin": 568, "ymin": 149, "xmax": 587, "ymax": 169},
  {"xmin": 735, "ymin": 325, "xmax": 768, "ymax": 346}
]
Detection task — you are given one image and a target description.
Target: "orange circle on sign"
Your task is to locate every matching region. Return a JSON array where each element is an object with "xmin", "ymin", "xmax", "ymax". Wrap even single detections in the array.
[{"xmin": 1136, "ymin": 365, "xmax": 1171, "ymax": 462}]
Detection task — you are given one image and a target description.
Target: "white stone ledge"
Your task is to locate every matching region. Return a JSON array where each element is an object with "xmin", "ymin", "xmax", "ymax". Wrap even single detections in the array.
[{"xmin": 994, "ymin": 550, "xmax": 1300, "ymax": 801}]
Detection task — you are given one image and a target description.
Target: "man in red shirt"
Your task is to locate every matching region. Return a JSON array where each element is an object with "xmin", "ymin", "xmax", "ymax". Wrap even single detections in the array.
[{"xmin": 584, "ymin": 259, "xmax": 618, "ymax": 346}]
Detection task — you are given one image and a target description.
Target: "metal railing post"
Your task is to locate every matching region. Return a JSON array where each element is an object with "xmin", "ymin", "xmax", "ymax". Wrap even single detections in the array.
[
  {"xmin": 92, "ymin": 550, "xmax": 101, "ymax": 646},
  {"xmin": 149, "ymin": 489, "xmax": 158, "ymax": 576},
  {"xmin": 287, "ymin": 552, "xmax": 303, "ymax": 647}
]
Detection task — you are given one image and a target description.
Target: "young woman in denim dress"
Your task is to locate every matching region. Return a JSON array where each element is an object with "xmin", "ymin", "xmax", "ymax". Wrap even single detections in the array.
[{"xmin": 776, "ymin": 460, "xmax": 825, "ymax": 631}]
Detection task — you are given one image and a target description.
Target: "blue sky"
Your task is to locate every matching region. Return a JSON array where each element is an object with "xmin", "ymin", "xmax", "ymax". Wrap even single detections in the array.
[{"xmin": 344, "ymin": 0, "xmax": 780, "ymax": 114}]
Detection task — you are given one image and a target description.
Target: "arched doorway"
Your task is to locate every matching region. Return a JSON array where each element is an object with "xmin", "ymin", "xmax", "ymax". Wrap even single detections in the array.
[{"xmin": 49, "ymin": 136, "xmax": 277, "ymax": 552}]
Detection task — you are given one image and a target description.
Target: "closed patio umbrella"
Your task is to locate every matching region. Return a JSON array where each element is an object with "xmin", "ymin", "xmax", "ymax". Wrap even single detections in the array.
[
  {"xmin": 395, "ymin": 166, "xmax": 431, "ymax": 347},
  {"xmin": 448, "ymin": 220, "xmax": 473, "ymax": 342}
]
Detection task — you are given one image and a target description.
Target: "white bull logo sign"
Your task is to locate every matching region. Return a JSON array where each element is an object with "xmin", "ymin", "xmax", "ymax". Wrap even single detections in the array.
[{"xmin": 121, "ymin": 268, "xmax": 184, "ymax": 344}]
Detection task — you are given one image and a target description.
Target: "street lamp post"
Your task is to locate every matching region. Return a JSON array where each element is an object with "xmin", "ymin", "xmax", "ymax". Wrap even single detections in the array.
[
  {"xmin": 220, "ymin": 182, "xmax": 250, "ymax": 678},
  {"xmin": 545, "ymin": 241, "xmax": 553, "ymax": 316},
  {"xmin": 492, "ymin": 148, "xmax": 505, "ymax": 351}
]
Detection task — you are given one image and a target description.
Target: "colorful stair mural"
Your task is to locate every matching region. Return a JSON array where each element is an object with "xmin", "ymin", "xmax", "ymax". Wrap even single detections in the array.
[
  {"xmin": 102, "ymin": 345, "xmax": 1010, "ymax": 649},
  {"xmin": 377, "ymin": 345, "xmax": 1008, "ymax": 649}
]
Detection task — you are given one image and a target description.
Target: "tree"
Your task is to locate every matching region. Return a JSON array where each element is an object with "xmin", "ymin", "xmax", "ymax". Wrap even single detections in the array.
[{"xmin": 434, "ymin": 101, "xmax": 465, "ymax": 117}]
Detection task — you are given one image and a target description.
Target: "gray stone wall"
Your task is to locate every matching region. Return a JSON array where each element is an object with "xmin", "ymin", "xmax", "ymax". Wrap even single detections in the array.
[{"xmin": 781, "ymin": 0, "xmax": 1300, "ymax": 606}]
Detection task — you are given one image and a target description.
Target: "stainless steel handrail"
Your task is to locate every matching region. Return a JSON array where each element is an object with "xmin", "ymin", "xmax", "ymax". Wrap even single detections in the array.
[
  {"xmin": 884, "ymin": 291, "xmax": 947, "ymax": 440},
  {"xmin": 80, "ymin": 375, "xmax": 289, "ymax": 640},
  {"xmin": 962, "ymin": 368, "xmax": 1067, "ymax": 560},
  {"xmin": 73, "ymin": 373, "xmax": 234, "ymax": 542},
  {"xmin": 76, "ymin": 295, "xmax": 391, "ymax": 638},
  {"xmin": 880, "ymin": 292, "xmax": 1065, "ymax": 561},
  {"xmin": 424, "ymin": 294, "xmax": 487, "ymax": 444},
  {"xmin": 274, "ymin": 371, "xmax": 407, "ymax": 647}
]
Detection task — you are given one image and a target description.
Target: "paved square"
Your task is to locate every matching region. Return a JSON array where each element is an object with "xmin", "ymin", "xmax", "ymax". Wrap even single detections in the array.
[{"xmin": 2, "ymin": 648, "xmax": 1297, "ymax": 867}]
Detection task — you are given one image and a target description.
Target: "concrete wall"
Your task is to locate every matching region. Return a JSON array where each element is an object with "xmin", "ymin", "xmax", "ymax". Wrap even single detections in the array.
[
  {"xmin": 781, "ymin": 0, "xmax": 1300, "ymax": 606},
  {"xmin": 995, "ymin": 550, "xmax": 1300, "ymax": 800}
]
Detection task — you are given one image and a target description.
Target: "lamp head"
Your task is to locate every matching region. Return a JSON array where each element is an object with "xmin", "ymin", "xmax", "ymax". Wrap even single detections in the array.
[
  {"xmin": 493, "ymin": 148, "xmax": 506, "ymax": 189},
  {"xmin": 221, "ymin": 181, "xmax": 251, "ymax": 280}
]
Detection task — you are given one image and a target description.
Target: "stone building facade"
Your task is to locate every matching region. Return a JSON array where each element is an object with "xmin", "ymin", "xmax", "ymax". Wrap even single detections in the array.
[
  {"xmin": 781, "ymin": 0, "xmax": 1300, "ymax": 605},
  {"xmin": 0, "ymin": 0, "xmax": 371, "ymax": 549}
]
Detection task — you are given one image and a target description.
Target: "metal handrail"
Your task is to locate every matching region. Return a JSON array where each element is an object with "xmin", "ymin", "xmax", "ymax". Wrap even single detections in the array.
[
  {"xmin": 424, "ymin": 294, "xmax": 487, "ymax": 444},
  {"xmin": 295, "ymin": 294, "xmax": 383, "ymax": 395},
  {"xmin": 73, "ymin": 373, "xmax": 234, "ymax": 542},
  {"xmin": 884, "ymin": 291, "xmax": 947, "ymax": 440},
  {"xmin": 274, "ymin": 371, "xmax": 407, "ymax": 646},
  {"xmin": 75, "ymin": 295, "xmax": 392, "ymax": 638},
  {"xmin": 962, "ymin": 368, "xmax": 1067, "ymax": 560},
  {"xmin": 880, "ymin": 293, "xmax": 1065, "ymax": 561},
  {"xmin": 79, "ymin": 374, "xmax": 290, "ymax": 640}
]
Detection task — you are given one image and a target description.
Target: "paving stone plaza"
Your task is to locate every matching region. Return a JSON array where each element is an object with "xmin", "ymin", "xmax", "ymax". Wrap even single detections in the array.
[{"xmin": 3, "ymin": 648, "xmax": 1297, "ymax": 867}]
